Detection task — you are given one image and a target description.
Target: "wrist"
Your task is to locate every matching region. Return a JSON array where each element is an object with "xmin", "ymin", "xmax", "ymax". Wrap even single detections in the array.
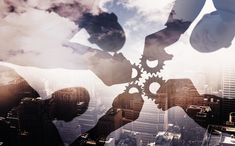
[{"xmin": 165, "ymin": 19, "xmax": 191, "ymax": 34}]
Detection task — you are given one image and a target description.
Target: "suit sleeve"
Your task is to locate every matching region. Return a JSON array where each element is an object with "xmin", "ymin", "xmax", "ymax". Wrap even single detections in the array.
[{"xmin": 168, "ymin": 0, "xmax": 206, "ymax": 22}]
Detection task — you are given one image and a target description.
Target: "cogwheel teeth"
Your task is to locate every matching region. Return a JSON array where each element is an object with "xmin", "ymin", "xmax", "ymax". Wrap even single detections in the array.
[
  {"xmin": 143, "ymin": 75, "xmax": 165, "ymax": 100},
  {"xmin": 124, "ymin": 83, "xmax": 143, "ymax": 94},
  {"xmin": 131, "ymin": 64, "xmax": 142, "ymax": 83},
  {"xmin": 140, "ymin": 56, "xmax": 165, "ymax": 75}
]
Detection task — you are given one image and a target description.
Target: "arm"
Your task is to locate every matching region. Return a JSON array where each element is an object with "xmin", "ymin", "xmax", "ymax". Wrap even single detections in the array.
[
  {"xmin": 143, "ymin": 0, "xmax": 206, "ymax": 61},
  {"xmin": 155, "ymin": 79, "xmax": 223, "ymax": 128},
  {"xmin": 64, "ymin": 42, "xmax": 133, "ymax": 86},
  {"xmin": 0, "ymin": 66, "xmax": 39, "ymax": 116},
  {"xmin": 70, "ymin": 92, "xmax": 144, "ymax": 146}
]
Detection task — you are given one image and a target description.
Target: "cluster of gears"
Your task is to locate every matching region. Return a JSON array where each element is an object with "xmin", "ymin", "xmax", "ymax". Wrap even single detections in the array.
[{"xmin": 124, "ymin": 50, "xmax": 173, "ymax": 100}]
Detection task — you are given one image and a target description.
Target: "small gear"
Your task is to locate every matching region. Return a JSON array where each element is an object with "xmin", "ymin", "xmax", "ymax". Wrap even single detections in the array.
[
  {"xmin": 143, "ymin": 75, "xmax": 165, "ymax": 100},
  {"xmin": 124, "ymin": 83, "xmax": 143, "ymax": 94},
  {"xmin": 131, "ymin": 64, "xmax": 142, "ymax": 82},
  {"xmin": 140, "ymin": 56, "xmax": 165, "ymax": 74}
]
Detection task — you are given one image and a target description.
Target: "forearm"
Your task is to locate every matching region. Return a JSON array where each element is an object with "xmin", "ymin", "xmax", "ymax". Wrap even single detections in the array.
[
  {"xmin": 143, "ymin": 0, "xmax": 205, "ymax": 60},
  {"xmin": 165, "ymin": 0, "xmax": 206, "ymax": 35},
  {"xmin": 65, "ymin": 42, "xmax": 132, "ymax": 86},
  {"xmin": 168, "ymin": 0, "xmax": 205, "ymax": 22},
  {"xmin": 87, "ymin": 113, "xmax": 119, "ymax": 139},
  {"xmin": 163, "ymin": 0, "xmax": 206, "ymax": 39}
]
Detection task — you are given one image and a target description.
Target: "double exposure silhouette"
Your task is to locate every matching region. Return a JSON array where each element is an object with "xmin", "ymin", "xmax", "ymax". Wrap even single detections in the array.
[
  {"xmin": 1, "ymin": 75, "xmax": 234, "ymax": 146},
  {"xmin": 70, "ymin": 79, "xmax": 235, "ymax": 146},
  {"xmin": 0, "ymin": 67, "xmax": 91, "ymax": 146},
  {"xmin": 1, "ymin": 0, "xmax": 235, "ymax": 146}
]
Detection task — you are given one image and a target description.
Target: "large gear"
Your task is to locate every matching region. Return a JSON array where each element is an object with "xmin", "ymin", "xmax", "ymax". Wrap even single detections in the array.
[
  {"xmin": 143, "ymin": 75, "xmax": 165, "ymax": 100},
  {"xmin": 124, "ymin": 83, "xmax": 143, "ymax": 94},
  {"xmin": 140, "ymin": 56, "xmax": 165, "ymax": 74},
  {"xmin": 140, "ymin": 46, "xmax": 173, "ymax": 74},
  {"xmin": 131, "ymin": 63, "xmax": 142, "ymax": 82}
]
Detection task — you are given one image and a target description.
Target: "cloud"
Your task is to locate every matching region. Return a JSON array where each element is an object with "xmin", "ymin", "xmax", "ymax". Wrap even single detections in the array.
[
  {"xmin": 99, "ymin": 0, "xmax": 175, "ymax": 63},
  {"xmin": 0, "ymin": 0, "xmax": 130, "ymax": 67},
  {"xmin": 0, "ymin": 0, "xmax": 135, "ymax": 88},
  {"xmin": 0, "ymin": 7, "xmax": 85, "ymax": 68},
  {"xmin": 0, "ymin": 0, "xmax": 109, "ymax": 67},
  {"xmin": 0, "ymin": 0, "xmax": 110, "ymax": 20},
  {"xmin": 118, "ymin": 0, "xmax": 174, "ymax": 23}
]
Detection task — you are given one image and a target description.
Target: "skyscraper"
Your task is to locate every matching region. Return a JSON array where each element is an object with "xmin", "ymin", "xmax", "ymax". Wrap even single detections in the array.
[
  {"xmin": 222, "ymin": 63, "xmax": 235, "ymax": 99},
  {"xmin": 222, "ymin": 63, "xmax": 235, "ymax": 123}
]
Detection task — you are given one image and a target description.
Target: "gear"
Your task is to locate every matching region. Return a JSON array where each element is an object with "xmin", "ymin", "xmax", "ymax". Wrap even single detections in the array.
[
  {"xmin": 140, "ymin": 56, "xmax": 165, "ymax": 74},
  {"xmin": 124, "ymin": 83, "xmax": 143, "ymax": 94},
  {"xmin": 131, "ymin": 64, "xmax": 142, "ymax": 82},
  {"xmin": 143, "ymin": 75, "xmax": 165, "ymax": 100}
]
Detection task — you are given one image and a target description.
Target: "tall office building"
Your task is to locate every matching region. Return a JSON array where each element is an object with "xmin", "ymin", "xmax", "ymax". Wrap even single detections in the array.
[
  {"xmin": 222, "ymin": 63, "xmax": 235, "ymax": 99},
  {"xmin": 222, "ymin": 63, "xmax": 235, "ymax": 123}
]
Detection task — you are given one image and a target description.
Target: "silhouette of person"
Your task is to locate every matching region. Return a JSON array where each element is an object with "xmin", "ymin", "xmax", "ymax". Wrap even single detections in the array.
[
  {"xmin": 0, "ymin": 87, "xmax": 91, "ymax": 146},
  {"xmin": 143, "ymin": 0, "xmax": 235, "ymax": 61},
  {"xmin": 0, "ymin": 67, "xmax": 91, "ymax": 146},
  {"xmin": 16, "ymin": 87, "xmax": 90, "ymax": 146}
]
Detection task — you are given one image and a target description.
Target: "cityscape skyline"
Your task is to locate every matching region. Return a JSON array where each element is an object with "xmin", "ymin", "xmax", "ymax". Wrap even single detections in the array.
[{"xmin": 0, "ymin": 65, "xmax": 235, "ymax": 146}]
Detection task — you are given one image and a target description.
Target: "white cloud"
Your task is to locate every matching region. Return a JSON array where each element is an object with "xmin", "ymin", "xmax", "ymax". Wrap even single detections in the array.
[
  {"xmin": 70, "ymin": 28, "xmax": 101, "ymax": 50},
  {"xmin": 0, "ymin": 8, "xmax": 86, "ymax": 69},
  {"xmin": 120, "ymin": 0, "xmax": 174, "ymax": 23}
]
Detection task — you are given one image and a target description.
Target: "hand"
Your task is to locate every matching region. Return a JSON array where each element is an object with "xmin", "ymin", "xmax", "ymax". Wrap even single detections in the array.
[
  {"xmin": 70, "ymin": 92, "xmax": 144, "ymax": 146},
  {"xmin": 143, "ymin": 28, "xmax": 179, "ymax": 61},
  {"xmin": 88, "ymin": 52, "xmax": 132, "ymax": 86},
  {"xmin": 190, "ymin": 11, "xmax": 235, "ymax": 53},
  {"xmin": 155, "ymin": 79, "xmax": 203, "ymax": 111},
  {"xmin": 64, "ymin": 42, "xmax": 133, "ymax": 86}
]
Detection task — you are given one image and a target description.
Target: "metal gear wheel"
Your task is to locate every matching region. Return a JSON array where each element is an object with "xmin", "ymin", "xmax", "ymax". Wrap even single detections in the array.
[
  {"xmin": 140, "ymin": 56, "xmax": 165, "ymax": 74},
  {"xmin": 143, "ymin": 75, "xmax": 165, "ymax": 100},
  {"xmin": 124, "ymin": 83, "xmax": 143, "ymax": 94},
  {"xmin": 131, "ymin": 63, "xmax": 142, "ymax": 82}
]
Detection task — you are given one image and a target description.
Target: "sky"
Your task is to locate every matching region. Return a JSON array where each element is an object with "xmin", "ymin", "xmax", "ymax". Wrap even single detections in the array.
[
  {"xmin": 1, "ymin": 0, "xmax": 235, "ymax": 144},
  {"xmin": 0, "ymin": 0, "xmax": 235, "ymax": 100},
  {"xmin": 1, "ymin": 0, "xmax": 235, "ymax": 106}
]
